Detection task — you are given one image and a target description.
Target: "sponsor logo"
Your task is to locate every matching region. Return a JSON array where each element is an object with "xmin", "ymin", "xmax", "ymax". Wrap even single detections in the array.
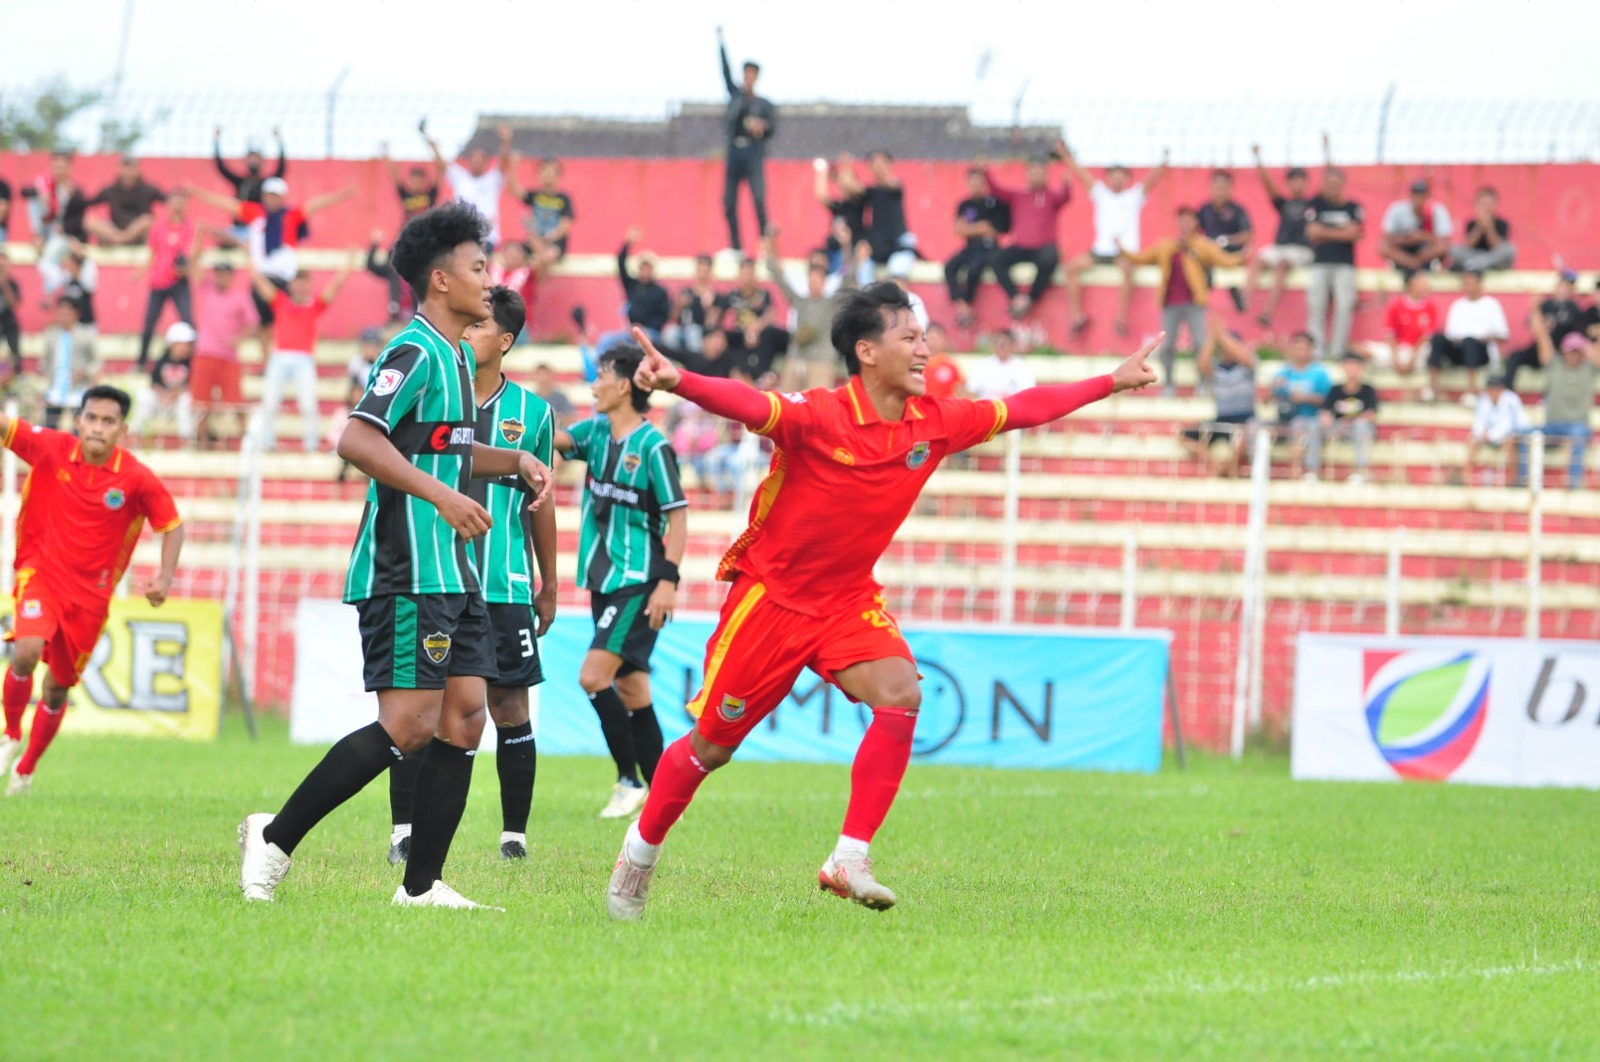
[
  {"xmin": 906, "ymin": 441, "xmax": 931, "ymax": 470},
  {"xmin": 502, "ymin": 731, "xmax": 536, "ymax": 745},
  {"xmin": 499, "ymin": 417, "xmax": 525, "ymax": 444},
  {"xmin": 104, "ymin": 487, "xmax": 126, "ymax": 510},
  {"xmin": 429, "ymin": 425, "xmax": 475, "ymax": 451},
  {"xmin": 782, "ymin": 392, "xmax": 808, "ymax": 404},
  {"xmin": 623, "ymin": 453, "xmax": 642, "ymax": 474},
  {"xmin": 589, "ymin": 480, "xmax": 642, "ymax": 506},
  {"xmin": 832, "ymin": 448, "xmax": 855, "ymax": 466},
  {"xmin": 20, "ymin": 599, "xmax": 41, "ymax": 619},
  {"xmin": 423, "ymin": 631, "xmax": 452, "ymax": 664},
  {"xmin": 374, "ymin": 369, "xmax": 405, "ymax": 396},
  {"xmin": 718, "ymin": 695, "xmax": 747, "ymax": 722},
  {"xmin": 1362, "ymin": 650, "xmax": 1489, "ymax": 781}
]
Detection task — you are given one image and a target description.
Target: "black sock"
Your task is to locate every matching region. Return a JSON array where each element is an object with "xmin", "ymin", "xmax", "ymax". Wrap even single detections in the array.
[
  {"xmin": 402, "ymin": 739, "xmax": 476, "ymax": 896},
  {"xmin": 496, "ymin": 722, "xmax": 536, "ymax": 835},
  {"xmin": 388, "ymin": 745, "xmax": 428, "ymax": 827},
  {"xmin": 264, "ymin": 722, "xmax": 401, "ymax": 856},
  {"xmin": 629, "ymin": 705, "xmax": 664, "ymax": 785},
  {"xmin": 589, "ymin": 686, "xmax": 639, "ymax": 785}
]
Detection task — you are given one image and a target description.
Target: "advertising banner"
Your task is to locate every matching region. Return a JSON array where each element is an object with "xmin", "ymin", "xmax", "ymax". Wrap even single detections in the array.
[
  {"xmin": 294, "ymin": 601, "xmax": 1169, "ymax": 772},
  {"xmin": 1293, "ymin": 633, "xmax": 1600, "ymax": 788},
  {"xmin": 0, "ymin": 597, "xmax": 223, "ymax": 740}
]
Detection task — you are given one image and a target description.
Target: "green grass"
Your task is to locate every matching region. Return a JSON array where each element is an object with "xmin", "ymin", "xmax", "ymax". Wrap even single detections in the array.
[{"xmin": 2, "ymin": 718, "xmax": 1598, "ymax": 1060}]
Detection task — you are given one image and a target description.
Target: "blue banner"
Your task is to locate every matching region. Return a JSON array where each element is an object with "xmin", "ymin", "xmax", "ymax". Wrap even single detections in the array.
[{"xmin": 535, "ymin": 617, "xmax": 1169, "ymax": 772}]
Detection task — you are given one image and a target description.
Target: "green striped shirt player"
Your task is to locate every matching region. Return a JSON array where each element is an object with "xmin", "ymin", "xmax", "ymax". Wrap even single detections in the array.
[
  {"xmin": 240, "ymin": 204, "xmax": 556, "ymax": 912},
  {"xmin": 388, "ymin": 284, "xmax": 559, "ymax": 866},
  {"xmin": 553, "ymin": 338, "xmax": 687, "ymax": 820}
]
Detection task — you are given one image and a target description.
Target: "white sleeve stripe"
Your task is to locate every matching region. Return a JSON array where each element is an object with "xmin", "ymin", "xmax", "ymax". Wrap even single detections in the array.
[{"xmin": 349, "ymin": 410, "xmax": 391, "ymax": 433}]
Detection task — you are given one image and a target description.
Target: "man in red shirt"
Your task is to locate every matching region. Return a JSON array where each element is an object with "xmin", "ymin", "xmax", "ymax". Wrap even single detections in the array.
[
  {"xmin": 0, "ymin": 386, "xmax": 185, "ymax": 795},
  {"xmin": 136, "ymin": 189, "xmax": 200, "ymax": 367},
  {"xmin": 604, "ymin": 284, "xmax": 1159, "ymax": 920},
  {"xmin": 985, "ymin": 141, "xmax": 1073, "ymax": 326},
  {"xmin": 247, "ymin": 255, "xmax": 353, "ymax": 451},
  {"xmin": 1379, "ymin": 271, "xmax": 1441, "ymax": 377},
  {"xmin": 922, "ymin": 322, "xmax": 965, "ymax": 399}
]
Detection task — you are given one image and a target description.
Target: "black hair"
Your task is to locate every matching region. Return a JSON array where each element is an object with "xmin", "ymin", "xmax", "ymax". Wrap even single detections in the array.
[
  {"xmin": 597, "ymin": 343, "xmax": 651, "ymax": 412},
  {"xmin": 743, "ymin": 60, "xmax": 761, "ymax": 73},
  {"xmin": 391, "ymin": 202, "xmax": 490, "ymax": 300},
  {"xmin": 1177, "ymin": 206, "xmax": 1198, "ymax": 218},
  {"xmin": 79, "ymin": 384, "xmax": 131, "ymax": 419},
  {"xmin": 1107, "ymin": 163, "xmax": 1131, "ymax": 175},
  {"xmin": 55, "ymin": 295, "xmax": 80, "ymax": 315},
  {"xmin": 1289, "ymin": 330, "xmax": 1314, "ymax": 344},
  {"xmin": 487, "ymin": 285, "xmax": 526, "ymax": 339},
  {"xmin": 1211, "ymin": 168, "xmax": 1233, "ymax": 181},
  {"xmin": 1286, "ymin": 167, "xmax": 1308, "ymax": 180},
  {"xmin": 695, "ymin": 253, "xmax": 714, "ymax": 267},
  {"xmin": 1477, "ymin": 185, "xmax": 1499, "ymax": 199},
  {"xmin": 831, "ymin": 282, "xmax": 914, "ymax": 375}
]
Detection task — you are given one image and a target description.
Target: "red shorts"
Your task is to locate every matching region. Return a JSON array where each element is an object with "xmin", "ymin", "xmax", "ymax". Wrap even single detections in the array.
[
  {"xmin": 191, "ymin": 355, "xmax": 243, "ymax": 406},
  {"xmin": 690, "ymin": 577, "xmax": 915, "ymax": 747},
  {"xmin": 8, "ymin": 569, "xmax": 108, "ymax": 689}
]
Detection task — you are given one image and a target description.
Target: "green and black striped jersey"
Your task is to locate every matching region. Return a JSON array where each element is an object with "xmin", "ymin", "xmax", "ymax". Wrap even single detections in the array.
[
  {"xmin": 468, "ymin": 376, "xmax": 554, "ymax": 605},
  {"xmin": 343, "ymin": 314, "xmax": 479, "ymax": 602},
  {"xmin": 559, "ymin": 416, "xmax": 687, "ymax": 594}
]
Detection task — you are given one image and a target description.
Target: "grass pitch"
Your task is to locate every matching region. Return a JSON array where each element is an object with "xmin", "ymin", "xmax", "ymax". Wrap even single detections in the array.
[{"xmin": 1, "ymin": 719, "xmax": 1597, "ymax": 1059}]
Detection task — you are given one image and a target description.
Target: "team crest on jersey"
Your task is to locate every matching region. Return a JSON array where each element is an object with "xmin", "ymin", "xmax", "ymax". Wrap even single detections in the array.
[
  {"xmin": 499, "ymin": 417, "xmax": 526, "ymax": 444},
  {"xmin": 373, "ymin": 369, "xmax": 405, "ymax": 396},
  {"xmin": 20, "ymin": 599, "xmax": 41, "ymax": 619},
  {"xmin": 832, "ymin": 448, "xmax": 856, "ymax": 466},
  {"xmin": 718, "ymin": 695, "xmax": 746, "ymax": 722},
  {"xmin": 906, "ymin": 442, "xmax": 931, "ymax": 470},
  {"xmin": 104, "ymin": 487, "xmax": 126, "ymax": 510},
  {"xmin": 422, "ymin": 631, "xmax": 452, "ymax": 664},
  {"xmin": 623, "ymin": 453, "xmax": 642, "ymax": 473}
]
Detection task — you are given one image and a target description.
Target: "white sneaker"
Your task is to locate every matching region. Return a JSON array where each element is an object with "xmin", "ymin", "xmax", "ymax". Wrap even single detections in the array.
[
  {"xmin": 1347, "ymin": 472, "xmax": 1366, "ymax": 485},
  {"xmin": 0, "ymin": 736, "xmax": 21, "ymax": 780},
  {"xmin": 6, "ymin": 768, "xmax": 31, "ymax": 797},
  {"xmin": 599, "ymin": 781, "xmax": 648, "ymax": 820},
  {"xmin": 606, "ymin": 826, "xmax": 658, "ymax": 921},
  {"xmin": 818, "ymin": 853, "xmax": 898, "ymax": 911},
  {"xmin": 238, "ymin": 813, "xmax": 292, "ymax": 902},
  {"xmin": 1301, "ymin": 472, "xmax": 1319, "ymax": 483},
  {"xmin": 1419, "ymin": 386, "xmax": 1437, "ymax": 404},
  {"xmin": 391, "ymin": 880, "xmax": 503, "ymax": 911}
]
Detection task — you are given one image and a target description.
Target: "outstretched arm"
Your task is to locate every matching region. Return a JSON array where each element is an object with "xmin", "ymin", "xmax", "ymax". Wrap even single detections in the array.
[
  {"xmin": 1251, "ymin": 144, "xmax": 1279, "ymax": 201},
  {"xmin": 1143, "ymin": 149, "xmax": 1172, "ymax": 192},
  {"xmin": 304, "ymin": 185, "xmax": 356, "ymax": 218},
  {"xmin": 213, "ymin": 130, "xmax": 243, "ymax": 184},
  {"xmin": 719, "ymin": 28, "xmax": 737, "ymax": 96},
  {"xmin": 1000, "ymin": 334, "xmax": 1162, "ymax": 431},
  {"xmin": 632, "ymin": 326, "xmax": 776, "ymax": 429},
  {"xmin": 270, "ymin": 129, "xmax": 287, "ymax": 178}
]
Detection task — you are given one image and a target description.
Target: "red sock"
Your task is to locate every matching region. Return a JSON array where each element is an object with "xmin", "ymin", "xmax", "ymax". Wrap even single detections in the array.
[
  {"xmin": 637, "ymin": 734, "xmax": 712, "ymax": 846},
  {"xmin": 841, "ymin": 707, "xmax": 918, "ymax": 842},
  {"xmin": 16, "ymin": 702, "xmax": 66, "ymax": 776},
  {"xmin": 2, "ymin": 669, "xmax": 32, "ymax": 741}
]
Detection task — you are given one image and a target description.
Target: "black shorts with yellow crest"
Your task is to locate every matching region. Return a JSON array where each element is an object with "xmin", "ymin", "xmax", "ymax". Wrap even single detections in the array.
[{"xmin": 353, "ymin": 592, "xmax": 498, "ymax": 692}]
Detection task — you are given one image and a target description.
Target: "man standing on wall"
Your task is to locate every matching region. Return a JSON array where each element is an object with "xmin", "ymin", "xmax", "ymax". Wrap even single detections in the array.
[{"xmin": 718, "ymin": 26, "xmax": 777, "ymax": 257}]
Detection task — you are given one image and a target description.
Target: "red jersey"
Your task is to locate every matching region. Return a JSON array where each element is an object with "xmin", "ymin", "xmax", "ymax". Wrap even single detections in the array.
[
  {"xmin": 271, "ymin": 293, "xmax": 327, "ymax": 352},
  {"xmin": 147, "ymin": 217, "xmax": 198, "ymax": 289},
  {"xmin": 724, "ymin": 376, "xmax": 1007, "ymax": 616},
  {"xmin": 5, "ymin": 420, "xmax": 181, "ymax": 603},
  {"xmin": 923, "ymin": 354, "xmax": 964, "ymax": 399},
  {"xmin": 1385, "ymin": 296, "xmax": 1441, "ymax": 346}
]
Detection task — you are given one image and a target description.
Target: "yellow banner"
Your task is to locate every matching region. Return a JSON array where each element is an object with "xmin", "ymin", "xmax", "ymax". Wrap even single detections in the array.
[{"xmin": 0, "ymin": 597, "xmax": 223, "ymax": 741}]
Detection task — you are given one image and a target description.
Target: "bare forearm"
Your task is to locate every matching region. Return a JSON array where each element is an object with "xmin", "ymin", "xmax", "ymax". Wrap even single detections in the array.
[
  {"xmin": 1000, "ymin": 376, "xmax": 1115, "ymax": 431},
  {"xmin": 471, "ymin": 442, "xmax": 522, "ymax": 477},
  {"xmin": 663, "ymin": 508, "xmax": 687, "ymax": 565},
  {"xmin": 158, "ymin": 525, "xmax": 185, "ymax": 580},
  {"xmin": 531, "ymin": 501, "xmax": 558, "ymax": 590},
  {"xmin": 338, "ymin": 420, "xmax": 450, "ymax": 504}
]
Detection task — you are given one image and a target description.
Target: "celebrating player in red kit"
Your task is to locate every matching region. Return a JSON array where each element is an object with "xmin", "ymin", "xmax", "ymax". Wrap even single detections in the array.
[
  {"xmin": 605, "ymin": 283, "xmax": 1160, "ymax": 919},
  {"xmin": 0, "ymin": 385, "xmax": 185, "ymax": 795}
]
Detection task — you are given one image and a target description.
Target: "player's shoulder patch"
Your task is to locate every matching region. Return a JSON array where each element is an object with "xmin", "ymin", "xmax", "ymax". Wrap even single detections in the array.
[
  {"xmin": 373, "ymin": 368, "xmax": 405, "ymax": 396},
  {"xmin": 782, "ymin": 391, "xmax": 808, "ymax": 405}
]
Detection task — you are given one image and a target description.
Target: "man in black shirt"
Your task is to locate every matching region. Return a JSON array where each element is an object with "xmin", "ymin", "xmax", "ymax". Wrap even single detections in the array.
[
  {"xmin": 213, "ymin": 127, "xmax": 286, "ymax": 243},
  {"xmin": 1245, "ymin": 145, "xmax": 1313, "ymax": 328},
  {"xmin": 0, "ymin": 177, "xmax": 11, "ymax": 243},
  {"xmin": 718, "ymin": 27, "xmax": 776, "ymax": 255},
  {"xmin": 508, "ymin": 158, "xmax": 575, "ymax": 274},
  {"xmin": 944, "ymin": 168, "xmax": 1010, "ymax": 327},
  {"xmin": 83, "ymin": 156, "xmax": 165, "ymax": 247},
  {"xmin": 382, "ymin": 142, "xmax": 439, "ymax": 221},
  {"xmin": 664, "ymin": 254, "xmax": 719, "ymax": 355},
  {"xmin": 1504, "ymin": 269, "xmax": 1585, "ymax": 391},
  {"xmin": 1196, "ymin": 170, "xmax": 1252, "ymax": 312},
  {"xmin": 58, "ymin": 248, "xmax": 98, "ymax": 330},
  {"xmin": 812, "ymin": 153, "xmax": 868, "ymax": 272},
  {"xmin": 864, "ymin": 152, "xmax": 914, "ymax": 274},
  {"xmin": 718, "ymin": 257, "xmax": 788, "ymax": 378},
  {"xmin": 1451, "ymin": 187, "xmax": 1516, "ymax": 273},
  {"xmin": 1304, "ymin": 169, "xmax": 1364, "ymax": 361},
  {"xmin": 1305, "ymin": 352, "xmax": 1379, "ymax": 483},
  {"xmin": 580, "ymin": 230, "xmax": 676, "ymax": 377}
]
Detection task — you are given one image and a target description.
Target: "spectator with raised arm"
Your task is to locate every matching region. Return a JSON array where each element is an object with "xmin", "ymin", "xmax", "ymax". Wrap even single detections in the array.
[
  {"xmin": 134, "ymin": 189, "xmax": 200, "ymax": 367},
  {"xmin": 764, "ymin": 229, "xmax": 850, "ymax": 391},
  {"xmin": 588, "ymin": 228, "xmax": 672, "ymax": 359},
  {"xmin": 1504, "ymin": 269, "xmax": 1586, "ymax": 393},
  {"xmin": 1526, "ymin": 309, "xmax": 1600, "ymax": 489},
  {"xmin": 1244, "ymin": 142, "xmax": 1316, "ymax": 329},
  {"xmin": 427, "ymin": 122, "xmax": 512, "ymax": 250},
  {"xmin": 1428, "ymin": 270, "xmax": 1508, "ymax": 402},
  {"xmin": 83, "ymin": 156, "xmax": 164, "ymax": 247},
  {"xmin": 213, "ymin": 126, "xmax": 286, "ymax": 244},
  {"xmin": 1304, "ymin": 167, "xmax": 1364, "ymax": 361},
  {"xmin": 718, "ymin": 26, "xmax": 777, "ymax": 255},
  {"xmin": 986, "ymin": 142, "xmax": 1073, "ymax": 326},
  {"xmin": 1062, "ymin": 146, "xmax": 1169, "ymax": 336},
  {"xmin": 859, "ymin": 153, "xmax": 916, "ymax": 279},
  {"xmin": 1381, "ymin": 178, "xmax": 1452, "ymax": 278},
  {"xmin": 1196, "ymin": 170, "xmax": 1252, "ymax": 312},
  {"xmin": 943, "ymin": 168, "xmax": 1010, "ymax": 329},
  {"xmin": 1452, "ymin": 187, "xmax": 1515, "ymax": 274},
  {"xmin": 1120, "ymin": 208, "xmax": 1243, "ymax": 394},
  {"xmin": 246, "ymin": 254, "xmax": 354, "ymax": 452},
  {"xmin": 1182, "ymin": 321, "xmax": 1258, "ymax": 477},
  {"xmin": 815, "ymin": 153, "xmax": 869, "ymax": 272},
  {"xmin": 1305, "ymin": 352, "xmax": 1379, "ymax": 484},
  {"xmin": 507, "ymin": 156, "xmax": 574, "ymax": 276}
]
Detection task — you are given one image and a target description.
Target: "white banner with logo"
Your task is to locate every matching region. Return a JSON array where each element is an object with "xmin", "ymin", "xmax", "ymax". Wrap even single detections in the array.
[{"xmin": 1293, "ymin": 633, "xmax": 1600, "ymax": 788}]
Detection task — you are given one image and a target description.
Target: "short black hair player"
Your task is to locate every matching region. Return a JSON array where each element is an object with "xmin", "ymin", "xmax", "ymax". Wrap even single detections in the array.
[
  {"xmin": 239, "ymin": 203, "xmax": 555, "ymax": 910},
  {"xmin": 388, "ymin": 286, "xmax": 558, "ymax": 863},
  {"xmin": 553, "ymin": 343, "xmax": 688, "ymax": 820}
]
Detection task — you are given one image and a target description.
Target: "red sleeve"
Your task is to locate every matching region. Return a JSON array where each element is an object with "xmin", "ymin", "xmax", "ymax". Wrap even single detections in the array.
[
  {"xmin": 994, "ymin": 376, "xmax": 1114, "ymax": 433},
  {"xmin": 3, "ymin": 419, "xmax": 64, "ymax": 467},
  {"xmin": 136, "ymin": 466, "xmax": 182, "ymax": 534},
  {"xmin": 982, "ymin": 167, "xmax": 1014, "ymax": 202},
  {"xmin": 239, "ymin": 202, "xmax": 264, "ymax": 224},
  {"xmin": 1384, "ymin": 301, "xmax": 1401, "ymax": 336},
  {"xmin": 937, "ymin": 398, "xmax": 1012, "ymax": 452},
  {"xmin": 672, "ymin": 371, "xmax": 821, "ymax": 449},
  {"xmin": 272, "ymin": 291, "xmax": 291, "ymax": 314}
]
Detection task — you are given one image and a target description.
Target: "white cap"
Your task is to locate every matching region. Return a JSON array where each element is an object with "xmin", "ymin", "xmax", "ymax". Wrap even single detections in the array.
[
  {"xmin": 165, "ymin": 321, "xmax": 197, "ymax": 345},
  {"xmin": 262, "ymin": 176, "xmax": 289, "ymax": 196}
]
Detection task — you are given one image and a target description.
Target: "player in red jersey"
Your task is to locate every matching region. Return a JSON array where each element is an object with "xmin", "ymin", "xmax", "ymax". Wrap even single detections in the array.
[
  {"xmin": 605, "ymin": 283, "xmax": 1160, "ymax": 919},
  {"xmin": 0, "ymin": 386, "xmax": 185, "ymax": 795}
]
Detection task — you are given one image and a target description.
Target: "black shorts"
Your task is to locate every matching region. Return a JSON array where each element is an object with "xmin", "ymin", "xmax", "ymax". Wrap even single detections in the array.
[
  {"xmin": 1182, "ymin": 414, "xmax": 1253, "ymax": 444},
  {"xmin": 590, "ymin": 582, "xmax": 660, "ymax": 677},
  {"xmin": 251, "ymin": 276, "xmax": 290, "ymax": 325},
  {"xmin": 354, "ymin": 592, "xmax": 497, "ymax": 692},
  {"xmin": 487, "ymin": 601, "xmax": 544, "ymax": 689}
]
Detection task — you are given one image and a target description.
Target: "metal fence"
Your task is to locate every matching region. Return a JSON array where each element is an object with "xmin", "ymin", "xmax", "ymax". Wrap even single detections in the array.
[{"xmin": 5, "ymin": 85, "xmax": 1598, "ymax": 165}]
